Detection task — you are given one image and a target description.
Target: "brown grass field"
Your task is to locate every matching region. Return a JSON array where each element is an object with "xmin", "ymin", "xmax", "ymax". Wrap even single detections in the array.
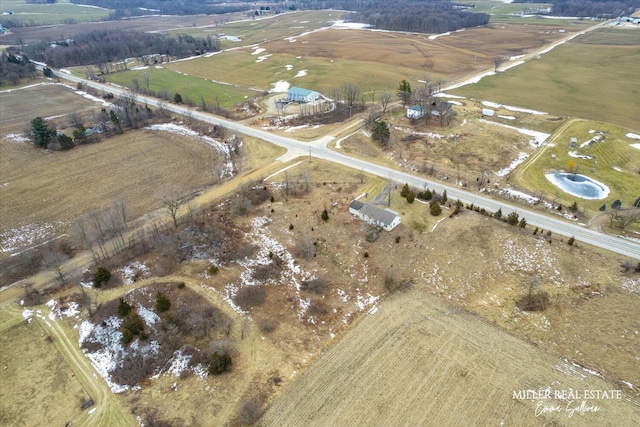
[
  {"xmin": 260, "ymin": 287, "xmax": 640, "ymax": 426},
  {"xmin": 0, "ymin": 83, "xmax": 101, "ymax": 134},
  {"xmin": 0, "ymin": 127, "xmax": 214, "ymax": 240},
  {"xmin": 1, "ymin": 159, "xmax": 639, "ymax": 425},
  {"xmin": 0, "ymin": 314, "xmax": 90, "ymax": 427},
  {"xmin": 164, "ymin": 22, "xmax": 587, "ymax": 94}
]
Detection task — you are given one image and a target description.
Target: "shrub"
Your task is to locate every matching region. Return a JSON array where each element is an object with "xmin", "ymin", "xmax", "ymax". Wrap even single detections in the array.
[
  {"xmin": 570, "ymin": 201, "xmax": 578, "ymax": 212},
  {"xmin": 289, "ymin": 224, "xmax": 294, "ymax": 230},
  {"xmin": 417, "ymin": 189, "xmax": 432, "ymax": 201},
  {"xmin": 567, "ymin": 236, "xmax": 575, "ymax": 246},
  {"xmin": 259, "ymin": 320, "xmax": 276, "ymax": 334},
  {"xmin": 400, "ymin": 183, "xmax": 410, "ymax": 198},
  {"xmin": 93, "ymin": 267, "xmax": 111, "ymax": 288},
  {"xmin": 395, "ymin": 236, "xmax": 401, "ymax": 243},
  {"xmin": 321, "ymin": 209, "xmax": 329, "ymax": 222},
  {"xmin": 234, "ymin": 286, "xmax": 267, "ymax": 309},
  {"xmin": 406, "ymin": 191, "xmax": 415, "ymax": 203},
  {"xmin": 430, "ymin": 201, "xmax": 441, "ymax": 216},
  {"xmin": 155, "ymin": 291, "xmax": 171, "ymax": 313},
  {"xmin": 301, "ymin": 277, "xmax": 328, "ymax": 294},
  {"xmin": 494, "ymin": 208, "xmax": 502, "ymax": 219},
  {"xmin": 239, "ymin": 397, "xmax": 262, "ymax": 424},
  {"xmin": 117, "ymin": 298, "xmax": 132, "ymax": 317},
  {"xmin": 363, "ymin": 251, "xmax": 369, "ymax": 258},
  {"xmin": 208, "ymin": 265, "xmax": 219, "ymax": 275},
  {"xmin": 208, "ymin": 351, "xmax": 232, "ymax": 375},
  {"xmin": 442, "ymin": 190, "xmax": 448, "ymax": 203},
  {"xmin": 518, "ymin": 217, "xmax": 527, "ymax": 228},
  {"xmin": 507, "ymin": 211, "xmax": 519, "ymax": 226}
]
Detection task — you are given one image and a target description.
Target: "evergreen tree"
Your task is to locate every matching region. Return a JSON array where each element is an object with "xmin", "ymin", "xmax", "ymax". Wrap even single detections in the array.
[
  {"xmin": 155, "ymin": 291, "xmax": 171, "ymax": 312},
  {"xmin": 30, "ymin": 117, "xmax": 55, "ymax": 148},
  {"xmin": 397, "ymin": 79, "xmax": 411, "ymax": 106},
  {"xmin": 372, "ymin": 120, "xmax": 391, "ymax": 147}
]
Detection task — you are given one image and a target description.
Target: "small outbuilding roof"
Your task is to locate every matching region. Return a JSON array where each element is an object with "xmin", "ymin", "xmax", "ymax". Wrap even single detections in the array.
[{"xmin": 407, "ymin": 105, "xmax": 423, "ymax": 112}]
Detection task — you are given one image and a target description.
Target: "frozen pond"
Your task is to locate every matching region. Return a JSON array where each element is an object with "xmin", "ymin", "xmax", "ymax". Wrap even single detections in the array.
[{"xmin": 545, "ymin": 172, "xmax": 610, "ymax": 199}]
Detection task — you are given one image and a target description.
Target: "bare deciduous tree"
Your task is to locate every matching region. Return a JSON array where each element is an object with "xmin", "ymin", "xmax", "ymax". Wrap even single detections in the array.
[
  {"xmin": 378, "ymin": 91, "xmax": 392, "ymax": 113},
  {"xmin": 158, "ymin": 186, "xmax": 184, "ymax": 228},
  {"xmin": 494, "ymin": 56, "xmax": 505, "ymax": 72}
]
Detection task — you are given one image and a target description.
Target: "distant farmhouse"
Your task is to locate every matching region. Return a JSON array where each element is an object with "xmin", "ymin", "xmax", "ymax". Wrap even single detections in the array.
[
  {"xmin": 287, "ymin": 87, "xmax": 321, "ymax": 103},
  {"xmin": 349, "ymin": 200, "xmax": 401, "ymax": 231},
  {"xmin": 406, "ymin": 105, "xmax": 424, "ymax": 119},
  {"xmin": 406, "ymin": 101, "xmax": 454, "ymax": 125}
]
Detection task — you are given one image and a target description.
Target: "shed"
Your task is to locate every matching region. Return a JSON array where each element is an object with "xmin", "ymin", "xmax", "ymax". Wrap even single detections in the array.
[
  {"xmin": 569, "ymin": 137, "xmax": 577, "ymax": 147},
  {"xmin": 482, "ymin": 108, "xmax": 495, "ymax": 117},
  {"xmin": 349, "ymin": 200, "xmax": 401, "ymax": 231},
  {"xmin": 406, "ymin": 105, "xmax": 424, "ymax": 119},
  {"xmin": 287, "ymin": 87, "xmax": 321, "ymax": 103}
]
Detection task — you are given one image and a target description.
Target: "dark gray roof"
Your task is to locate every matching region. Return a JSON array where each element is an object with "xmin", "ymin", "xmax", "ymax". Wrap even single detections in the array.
[{"xmin": 350, "ymin": 200, "xmax": 398, "ymax": 226}]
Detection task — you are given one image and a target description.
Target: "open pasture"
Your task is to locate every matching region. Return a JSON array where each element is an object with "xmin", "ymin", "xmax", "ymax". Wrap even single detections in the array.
[
  {"xmin": 0, "ymin": 313, "xmax": 90, "ymax": 427},
  {"xmin": 0, "ymin": 83, "xmax": 102, "ymax": 134},
  {"xmin": 0, "ymin": 127, "xmax": 215, "ymax": 242},
  {"xmin": 260, "ymin": 287, "xmax": 640, "ymax": 426},
  {"xmin": 167, "ymin": 22, "xmax": 575, "ymax": 95},
  {"xmin": 168, "ymin": 10, "xmax": 343, "ymax": 49},
  {"xmin": 451, "ymin": 28, "xmax": 640, "ymax": 131},
  {"xmin": 103, "ymin": 66, "xmax": 257, "ymax": 109},
  {"xmin": 0, "ymin": 0, "xmax": 111, "ymax": 25},
  {"xmin": 514, "ymin": 120, "xmax": 640, "ymax": 211}
]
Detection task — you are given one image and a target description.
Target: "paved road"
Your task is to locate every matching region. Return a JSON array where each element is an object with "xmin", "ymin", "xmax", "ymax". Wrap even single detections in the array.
[{"xmin": 49, "ymin": 69, "xmax": 639, "ymax": 259}]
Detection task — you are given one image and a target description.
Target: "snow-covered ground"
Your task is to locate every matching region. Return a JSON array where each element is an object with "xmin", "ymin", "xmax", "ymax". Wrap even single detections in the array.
[
  {"xmin": 118, "ymin": 261, "xmax": 150, "ymax": 285},
  {"xmin": 626, "ymin": 133, "xmax": 640, "ymax": 140},
  {"xmin": 479, "ymin": 119, "xmax": 549, "ymax": 147},
  {"xmin": 0, "ymin": 223, "xmax": 57, "ymax": 255}
]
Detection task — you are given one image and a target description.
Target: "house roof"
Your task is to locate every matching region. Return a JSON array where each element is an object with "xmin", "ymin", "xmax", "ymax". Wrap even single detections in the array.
[
  {"xmin": 288, "ymin": 87, "xmax": 315, "ymax": 96},
  {"xmin": 407, "ymin": 105, "xmax": 423, "ymax": 111},
  {"xmin": 349, "ymin": 200, "xmax": 399, "ymax": 226}
]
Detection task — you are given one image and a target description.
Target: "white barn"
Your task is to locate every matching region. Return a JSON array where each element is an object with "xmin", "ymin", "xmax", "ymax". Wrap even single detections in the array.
[
  {"xmin": 349, "ymin": 200, "xmax": 401, "ymax": 231},
  {"xmin": 287, "ymin": 87, "xmax": 321, "ymax": 103}
]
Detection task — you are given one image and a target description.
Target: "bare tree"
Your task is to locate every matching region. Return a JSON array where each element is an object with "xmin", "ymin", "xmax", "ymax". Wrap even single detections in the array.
[
  {"xmin": 608, "ymin": 209, "xmax": 640, "ymax": 230},
  {"xmin": 494, "ymin": 56, "xmax": 505, "ymax": 72},
  {"xmin": 42, "ymin": 250, "xmax": 69, "ymax": 284},
  {"xmin": 343, "ymin": 83, "xmax": 361, "ymax": 107},
  {"xmin": 112, "ymin": 198, "xmax": 128, "ymax": 230},
  {"xmin": 142, "ymin": 72, "xmax": 150, "ymax": 92},
  {"xmin": 159, "ymin": 186, "xmax": 184, "ymax": 228},
  {"xmin": 378, "ymin": 91, "xmax": 392, "ymax": 113}
]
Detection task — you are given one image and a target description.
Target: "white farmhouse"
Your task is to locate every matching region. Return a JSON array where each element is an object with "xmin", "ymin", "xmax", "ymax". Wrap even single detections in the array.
[
  {"xmin": 349, "ymin": 200, "xmax": 401, "ymax": 231},
  {"xmin": 406, "ymin": 105, "xmax": 424, "ymax": 119}
]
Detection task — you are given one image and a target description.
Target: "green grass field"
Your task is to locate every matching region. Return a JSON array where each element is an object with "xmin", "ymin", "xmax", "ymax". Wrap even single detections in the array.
[
  {"xmin": 103, "ymin": 66, "xmax": 257, "ymax": 108},
  {"xmin": 165, "ymin": 50, "xmax": 423, "ymax": 95},
  {"xmin": 450, "ymin": 29, "xmax": 640, "ymax": 131},
  {"xmin": 514, "ymin": 120, "xmax": 640, "ymax": 212},
  {"xmin": 0, "ymin": 0, "xmax": 111, "ymax": 25}
]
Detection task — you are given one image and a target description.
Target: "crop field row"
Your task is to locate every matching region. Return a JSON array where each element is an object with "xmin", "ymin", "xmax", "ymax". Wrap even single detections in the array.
[
  {"xmin": 0, "ymin": 84, "xmax": 101, "ymax": 134},
  {"xmin": 451, "ymin": 29, "xmax": 640, "ymax": 131},
  {"xmin": 261, "ymin": 288, "xmax": 640, "ymax": 426}
]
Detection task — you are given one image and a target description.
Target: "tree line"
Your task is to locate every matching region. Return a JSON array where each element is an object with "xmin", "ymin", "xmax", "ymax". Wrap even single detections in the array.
[
  {"xmin": 296, "ymin": 0, "xmax": 489, "ymax": 33},
  {"xmin": 514, "ymin": 0, "xmax": 640, "ymax": 18},
  {"xmin": 0, "ymin": 52, "xmax": 37, "ymax": 87},
  {"xmin": 22, "ymin": 30, "xmax": 220, "ymax": 69},
  {"xmin": 69, "ymin": 0, "xmax": 251, "ymax": 19}
]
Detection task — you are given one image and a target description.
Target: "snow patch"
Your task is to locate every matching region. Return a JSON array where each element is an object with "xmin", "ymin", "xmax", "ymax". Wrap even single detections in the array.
[
  {"xmin": 625, "ymin": 133, "xmax": 640, "ymax": 140},
  {"xmin": 5, "ymin": 133, "xmax": 29, "ymax": 143},
  {"xmin": 47, "ymin": 300, "xmax": 80, "ymax": 320},
  {"xmin": 294, "ymin": 69, "xmax": 307, "ymax": 78},
  {"xmin": 481, "ymin": 101, "xmax": 547, "ymax": 115},
  {"xmin": 118, "ymin": 261, "xmax": 150, "ymax": 285},
  {"xmin": 1, "ymin": 223, "xmax": 56, "ymax": 255},
  {"xmin": 270, "ymin": 80, "xmax": 290, "ymax": 93}
]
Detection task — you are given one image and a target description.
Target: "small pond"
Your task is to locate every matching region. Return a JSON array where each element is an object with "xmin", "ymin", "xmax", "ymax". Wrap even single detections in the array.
[{"xmin": 545, "ymin": 172, "xmax": 610, "ymax": 199}]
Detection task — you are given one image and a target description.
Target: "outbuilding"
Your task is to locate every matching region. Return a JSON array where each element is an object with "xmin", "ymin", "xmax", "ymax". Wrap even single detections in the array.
[
  {"xmin": 349, "ymin": 200, "xmax": 401, "ymax": 231},
  {"xmin": 287, "ymin": 87, "xmax": 321, "ymax": 103}
]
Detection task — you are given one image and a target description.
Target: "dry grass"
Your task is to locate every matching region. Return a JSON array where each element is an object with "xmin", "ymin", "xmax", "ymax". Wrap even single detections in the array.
[
  {"xmin": 0, "ymin": 314, "xmax": 90, "ymax": 427},
  {"xmin": 164, "ymin": 22, "xmax": 577, "ymax": 95},
  {"xmin": 0, "ymin": 127, "xmax": 214, "ymax": 236},
  {"xmin": 0, "ymin": 83, "xmax": 101, "ymax": 134},
  {"xmin": 451, "ymin": 29, "xmax": 640, "ymax": 131},
  {"xmin": 260, "ymin": 287, "xmax": 640, "ymax": 426}
]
